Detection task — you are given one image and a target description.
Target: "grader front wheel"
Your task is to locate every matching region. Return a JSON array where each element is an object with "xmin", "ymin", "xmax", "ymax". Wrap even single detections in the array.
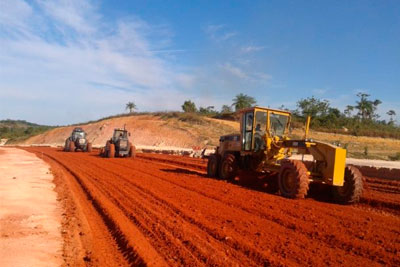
[
  {"xmin": 219, "ymin": 154, "xmax": 237, "ymax": 181},
  {"xmin": 332, "ymin": 166, "xmax": 363, "ymax": 204},
  {"xmin": 278, "ymin": 160, "xmax": 310, "ymax": 199}
]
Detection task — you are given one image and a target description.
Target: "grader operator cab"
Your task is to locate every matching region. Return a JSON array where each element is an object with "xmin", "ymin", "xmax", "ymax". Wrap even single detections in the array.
[
  {"xmin": 207, "ymin": 106, "xmax": 363, "ymax": 204},
  {"xmin": 64, "ymin": 127, "xmax": 92, "ymax": 152},
  {"xmin": 100, "ymin": 128, "xmax": 136, "ymax": 158}
]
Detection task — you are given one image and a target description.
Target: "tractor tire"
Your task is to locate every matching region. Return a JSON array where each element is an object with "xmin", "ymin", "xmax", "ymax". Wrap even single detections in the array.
[
  {"xmin": 99, "ymin": 147, "xmax": 105, "ymax": 157},
  {"xmin": 87, "ymin": 142, "xmax": 92, "ymax": 152},
  {"xmin": 219, "ymin": 154, "xmax": 238, "ymax": 181},
  {"xmin": 332, "ymin": 166, "xmax": 363, "ymax": 204},
  {"xmin": 64, "ymin": 139, "xmax": 69, "ymax": 152},
  {"xmin": 69, "ymin": 140, "xmax": 75, "ymax": 152},
  {"xmin": 129, "ymin": 143, "xmax": 136, "ymax": 158},
  {"xmin": 278, "ymin": 160, "xmax": 309, "ymax": 199},
  {"xmin": 207, "ymin": 154, "xmax": 220, "ymax": 178},
  {"xmin": 108, "ymin": 143, "xmax": 115, "ymax": 158}
]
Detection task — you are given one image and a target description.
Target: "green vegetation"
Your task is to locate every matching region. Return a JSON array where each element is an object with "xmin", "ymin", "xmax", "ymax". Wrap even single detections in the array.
[
  {"xmin": 293, "ymin": 94, "xmax": 400, "ymax": 139},
  {"xmin": 0, "ymin": 120, "xmax": 54, "ymax": 143},
  {"xmin": 181, "ymin": 100, "xmax": 197, "ymax": 113},
  {"xmin": 125, "ymin": 102, "xmax": 137, "ymax": 113},
  {"xmin": 232, "ymin": 93, "xmax": 256, "ymax": 111},
  {"xmin": 177, "ymin": 92, "xmax": 400, "ymax": 140}
]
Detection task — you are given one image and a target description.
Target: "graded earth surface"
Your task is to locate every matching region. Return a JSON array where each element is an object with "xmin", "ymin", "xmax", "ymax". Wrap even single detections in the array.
[{"xmin": 17, "ymin": 147, "xmax": 400, "ymax": 266}]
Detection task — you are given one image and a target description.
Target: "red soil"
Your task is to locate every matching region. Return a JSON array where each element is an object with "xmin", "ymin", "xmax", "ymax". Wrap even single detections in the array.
[{"xmin": 24, "ymin": 147, "xmax": 400, "ymax": 266}]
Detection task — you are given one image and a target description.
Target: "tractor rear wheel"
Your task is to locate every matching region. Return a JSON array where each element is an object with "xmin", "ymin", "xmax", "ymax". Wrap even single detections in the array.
[
  {"xmin": 207, "ymin": 154, "xmax": 220, "ymax": 178},
  {"xmin": 64, "ymin": 139, "xmax": 69, "ymax": 152},
  {"xmin": 332, "ymin": 166, "xmax": 363, "ymax": 204},
  {"xmin": 219, "ymin": 154, "xmax": 237, "ymax": 181},
  {"xmin": 129, "ymin": 143, "xmax": 136, "ymax": 158},
  {"xmin": 87, "ymin": 142, "xmax": 92, "ymax": 152},
  {"xmin": 108, "ymin": 143, "xmax": 115, "ymax": 158},
  {"xmin": 69, "ymin": 140, "xmax": 75, "ymax": 152},
  {"xmin": 278, "ymin": 160, "xmax": 309, "ymax": 199}
]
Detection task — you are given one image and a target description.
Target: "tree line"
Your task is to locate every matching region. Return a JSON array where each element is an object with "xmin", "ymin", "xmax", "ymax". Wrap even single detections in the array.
[{"xmin": 124, "ymin": 92, "xmax": 398, "ymax": 138}]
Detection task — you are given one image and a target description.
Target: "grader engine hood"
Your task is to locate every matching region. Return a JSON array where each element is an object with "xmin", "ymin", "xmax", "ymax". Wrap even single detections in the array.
[{"xmin": 284, "ymin": 140, "xmax": 347, "ymax": 186}]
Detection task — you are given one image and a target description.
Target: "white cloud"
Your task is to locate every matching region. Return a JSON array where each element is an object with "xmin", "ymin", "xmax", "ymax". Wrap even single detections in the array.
[
  {"xmin": 241, "ymin": 45, "xmax": 265, "ymax": 53},
  {"xmin": 204, "ymin": 24, "xmax": 237, "ymax": 42},
  {"xmin": 0, "ymin": 0, "xmax": 195, "ymax": 124},
  {"xmin": 36, "ymin": 0, "xmax": 99, "ymax": 34},
  {"xmin": 312, "ymin": 88, "xmax": 327, "ymax": 95},
  {"xmin": 220, "ymin": 63, "xmax": 272, "ymax": 82},
  {"xmin": 221, "ymin": 63, "xmax": 248, "ymax": 79}
]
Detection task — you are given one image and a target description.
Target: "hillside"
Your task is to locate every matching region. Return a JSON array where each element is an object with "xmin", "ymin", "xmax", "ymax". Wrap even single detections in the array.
[
  {"xmin": 21, "ymin": 114, "xmax": 237, "ymax": 148},
  {"xmin": 19, "ymin": 113, "xmax": 400, "ymax": 160},
  {"xmin": 0, "ymin": 119, "xmax": 54, "ymax": 143}
]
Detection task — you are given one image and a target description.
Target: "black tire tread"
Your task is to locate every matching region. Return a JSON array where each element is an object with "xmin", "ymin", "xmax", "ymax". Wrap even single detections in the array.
[{"xmin": 279, "ymin": 160, "xmax": 309, "ymax": 199}]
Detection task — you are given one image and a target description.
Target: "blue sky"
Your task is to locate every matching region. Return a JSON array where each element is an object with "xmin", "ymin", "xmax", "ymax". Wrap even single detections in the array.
[{"xmin": 0, "ymin": 0, "xmax": 399, "ymax": 125}]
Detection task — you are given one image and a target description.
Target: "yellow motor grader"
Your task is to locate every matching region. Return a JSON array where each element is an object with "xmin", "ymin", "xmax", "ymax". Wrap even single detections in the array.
[{"xmin": 207, "ymin": 106, "xmax": 363, "ymax": 204}]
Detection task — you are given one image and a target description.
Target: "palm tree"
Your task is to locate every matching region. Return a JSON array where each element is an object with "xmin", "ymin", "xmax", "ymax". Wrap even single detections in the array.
[
  {"xmin": 126, "ymin": 102, "xmax": 137, "ymax": 113},
  {"xmin": 355, "ymin": 93, "xmax": 381, "ymax": 120},
  {"xmin": 387, "ymin": 110, "xmax": 396, "ymax": 123},
  {"xmin": 344, "ymin": 105, "xmax": 354, "ymax": 117},
  {"xmin": 232, "ymin": 93, "xmax": 256, "ymax": 111}
]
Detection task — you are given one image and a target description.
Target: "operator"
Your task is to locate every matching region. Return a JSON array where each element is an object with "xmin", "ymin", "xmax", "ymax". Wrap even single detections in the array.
[{"xmin": 254, "ymin": 123, "xmax": 265, "ymax": 151}]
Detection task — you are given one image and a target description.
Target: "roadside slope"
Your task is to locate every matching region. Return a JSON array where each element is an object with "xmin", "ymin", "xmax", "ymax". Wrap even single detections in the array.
[{"xmin": 21, "ymin": 115, "xmax": 237, "ymax": 148}]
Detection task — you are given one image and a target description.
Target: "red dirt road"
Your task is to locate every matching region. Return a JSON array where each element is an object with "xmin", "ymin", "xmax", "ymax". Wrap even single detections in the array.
[{"xmin": 24, "ymin": 147, "xmax": 400, "ymax": 266}]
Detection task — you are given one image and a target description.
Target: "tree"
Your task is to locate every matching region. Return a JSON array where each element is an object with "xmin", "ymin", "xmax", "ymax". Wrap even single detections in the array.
[
  {"xmin": 221, "ymin": 105, "xmax": 233, "ymax": 114},
  {"xmin": 126, "ymin": 102, "xmax": 137, "ymax": 113},
  {"xmin": 181, "ymin": 100, "xmax": 197, "ymax": 113},
  {"xmin": 344, "ymin": 105, "xmax": 354, "ymax": 117},
  {"xmin": 355, "ymin": 93, "xmax": 382, "ymax": 121},
  {"xmin": 387, "ymin": 110, "xmax": 396, "ymax": 124},
  {"xmin": 199, "ymin": 106, "xmax": 216, "ymax": 115},
  {"xmin": 296, "ymin": 96, "xmax": 330, "ymax": 118},
  {"xmin": 232, "ymin": 93, "xmax": 256, "ymax": 111}
]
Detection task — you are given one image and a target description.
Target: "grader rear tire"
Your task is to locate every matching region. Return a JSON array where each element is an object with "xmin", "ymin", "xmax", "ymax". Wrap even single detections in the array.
[
  {"xmin": 108, "ymin": 144, "xmax": 115, "ymax": 158},
  {"xmin": 69, "ymin": 140, "xmax": 75, "ymax": 152},
  {"xmin": 278, "ymin": 160, "xmax": 309, "ymax": 199},
  {"xmin": 219, "ymin": 154, "xmax": 237, "ymax": 181},
  {"xmin": 332, "ymin": 166, "xmax": 363, "ymax": 204},
  {"xmin": 207, "ymin": 154, "xmax": 220, "ymax": 178}
]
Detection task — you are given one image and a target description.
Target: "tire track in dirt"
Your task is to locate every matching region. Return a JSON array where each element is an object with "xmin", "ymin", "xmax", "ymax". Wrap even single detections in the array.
[
  {"xmin": 39, "ymin": 153, "xmax": 147, "ymax": 266},
  {"xmin": 63, "ymin": 160, "xmax": 242, "ymax": 266},
  {"xmin": 24, "ymin": 148, "xmax": 400, "ymax": 266},
  {"xmin": 64, "ymin": 154, "xmax": 281, "ymax": 266},
  {"xmin": 98, "ymin": 155, "xmax": 400, "ymax": 266},
  {"xmin": 136, "ymin": 153, "xmax": 400, "ymax": 216}
]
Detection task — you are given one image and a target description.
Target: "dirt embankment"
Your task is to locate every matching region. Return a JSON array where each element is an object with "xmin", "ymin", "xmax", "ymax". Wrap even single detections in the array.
[
  {"xmin": 24, "ymin": 147, "xmax": 400, "ymax": 266},
  {"xmin": 21, "ymin": 114, "xmax": 400, "ymax": 161},
  {"xmin": 21, "ymin": 115, "xmax": 237, "ymax": 148}
]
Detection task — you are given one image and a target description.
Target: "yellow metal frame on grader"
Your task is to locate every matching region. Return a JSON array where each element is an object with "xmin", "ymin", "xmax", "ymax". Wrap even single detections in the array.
[{"xmin": 207, "ymin": 106, "xmax": 363, "ymax": 204}]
